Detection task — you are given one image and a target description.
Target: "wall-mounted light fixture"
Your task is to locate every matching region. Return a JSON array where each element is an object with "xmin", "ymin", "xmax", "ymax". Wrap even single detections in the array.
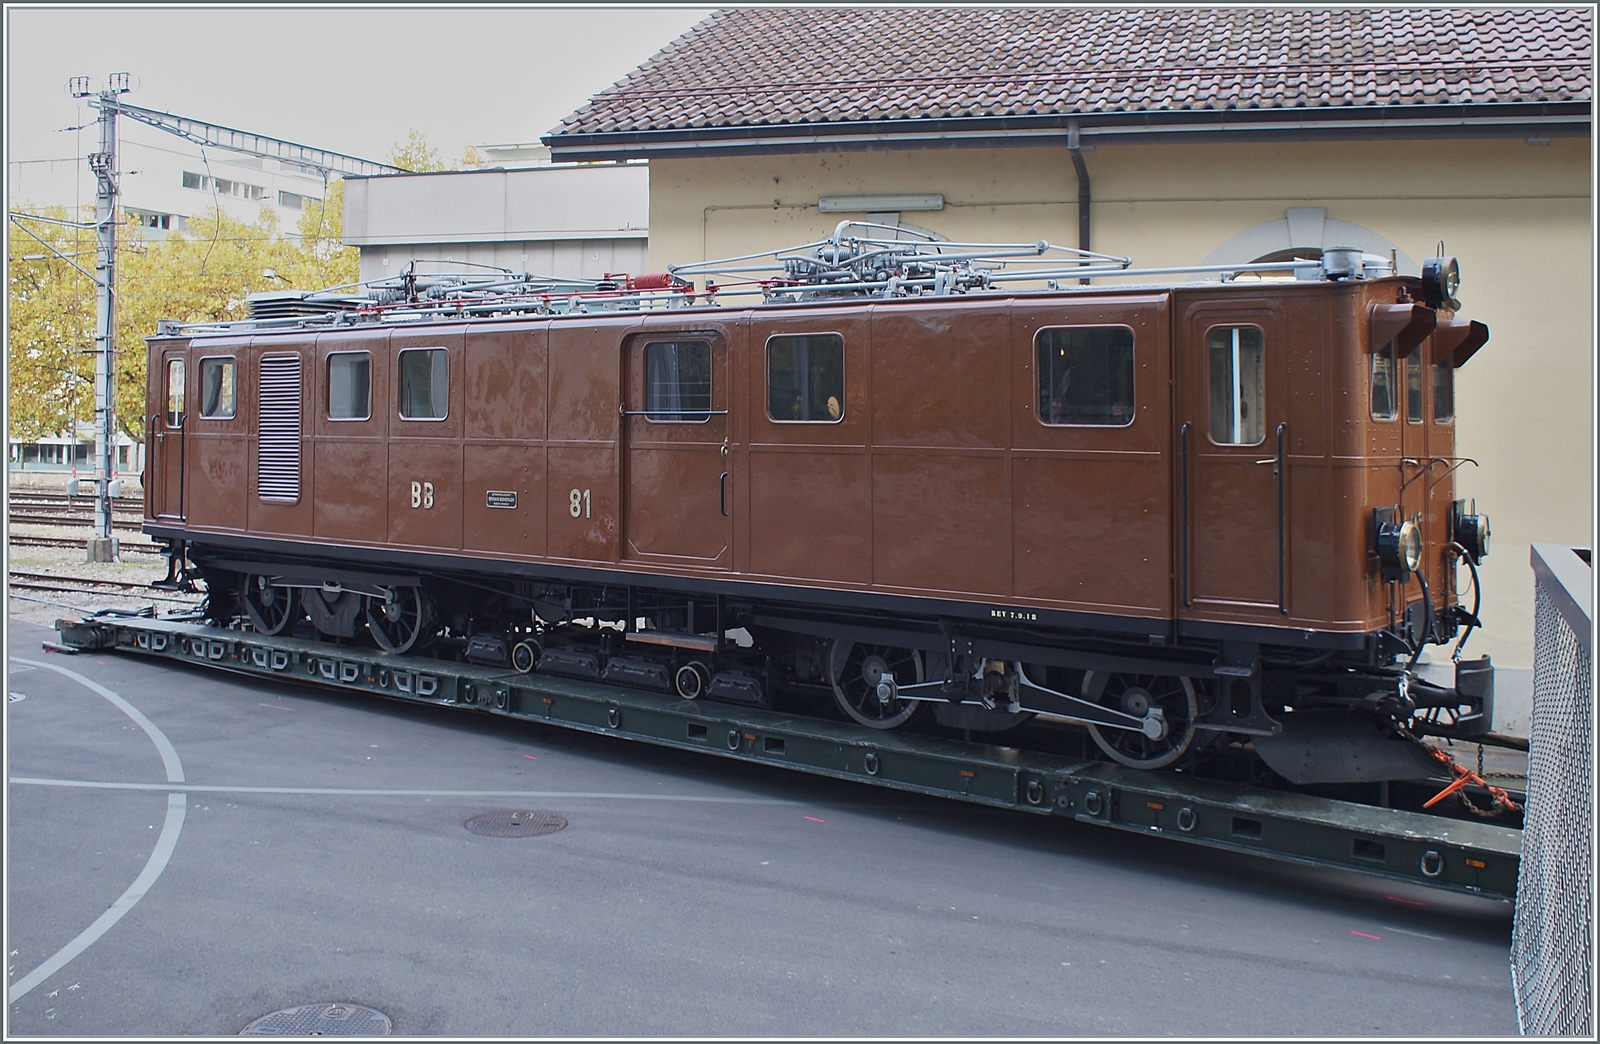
[{"xmin": 818, "ymin": 194, "xmax": 943, "ymax": 213}]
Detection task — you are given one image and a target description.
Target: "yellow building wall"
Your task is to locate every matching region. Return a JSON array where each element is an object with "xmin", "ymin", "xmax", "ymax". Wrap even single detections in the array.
[{"xmin": 648, "ymin": 138, "xmax": 1592, "ymax": 669}]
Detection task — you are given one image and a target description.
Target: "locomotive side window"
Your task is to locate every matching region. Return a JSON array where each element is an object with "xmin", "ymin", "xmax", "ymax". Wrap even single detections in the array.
[
  {"xmin": 645, "ymin": 340, "xmax": 711, "ymax": 422},
  {"xmin": 767, "ymin": 333, "xmax": 844, "ymax": 422},
  {"xmin": 198, "ymin": 357, "xmax": 235, "ymax": 420},
  {"xmin": 1206, "ymin": 325, "xmax": 1265, "ymax": 445},
  {"xmin": 166, "ymin": 358, "xmax": 186, "ymax": 428},
  {"xmin": 1370, "ymin": 340, "xmax": 1398, "ymax": 421},
  {"xmin": 1405, "ymin": 350, "xmax": 1424, "ymax": 423},
  {"xmin": 398, "ymin": 347, "xmax": 449, "ymax": 421},
  {"xmin": 1035, "ymin": 326, "xmax": 1135, "ymax": 426},
  {"xmin": 327, "ymin": 351, "xmax": 371, "ymax": 421},
  {"xmin": 1433, "ymin": 359, "xmax": 1454, "ymax": 422}
]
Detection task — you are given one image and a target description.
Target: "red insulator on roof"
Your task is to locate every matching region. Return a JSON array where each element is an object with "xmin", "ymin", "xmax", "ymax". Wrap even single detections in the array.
[{"xmin": 627, "ymin": 273, "xmax": 680, "ymax": 291}]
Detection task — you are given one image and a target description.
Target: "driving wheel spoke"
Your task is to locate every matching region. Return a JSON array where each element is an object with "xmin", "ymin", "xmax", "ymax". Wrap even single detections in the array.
[
  {"xmin": 1084, "ymin": 672, "xmax": 1198, "ymax": 770},
  {"xmin": 365, "ymin": 586, "xmax": 430, "ymax": 655},
  {"xmin": 829, "ymin": 639, "xmax": 925, "ymax": 730},
  {"xmin": 240, "ymin": 574, "xmax": 297, "ymax": 636}
]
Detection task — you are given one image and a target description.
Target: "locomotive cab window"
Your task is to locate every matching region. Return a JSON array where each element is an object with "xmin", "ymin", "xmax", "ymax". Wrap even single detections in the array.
[
  {"xmin": 1206, "ymin": 325, "xmax": 1265, "ymax": 445},
  {"xmin": 1433, "ymin": 358, "xmax": 1454, "ymax": 422},
  {"xmin": 768, "ymin": 333, "xmax": 844, "ymax": 422},
  {"xmin": 645, "ymin": 340, "xmax": 711, "ymax": 422},
  {"xmin": 327, "ymin": 351, "xmax": 371, "ymax": 421},
  {"xmin": 398, "ymin": 347, "xmax": 448, "ymax": 421},
  {"xmin": 1370, "ymin": 340, "xmax": 1398, "ymax": 421},
  {"xmin": 198, "ymin": 357, "xmax": 236, "ymax": 419},
  {"xmin": 1405, "ymin": 350, "xmax": 1424, "ymax": 423},
  {"xmin": 166, "ymin": 358, "xmax": 185, "ymax": 428},
  {"xmin": 1036, "ymin": 326, "xmax": 1135, "ymax": 426}
]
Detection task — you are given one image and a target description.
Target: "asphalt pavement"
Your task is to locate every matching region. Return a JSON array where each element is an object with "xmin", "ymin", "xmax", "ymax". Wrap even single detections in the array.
[{"xmin": 5, "ymin": 617, "xmax": 1518, "ymax": 1036}]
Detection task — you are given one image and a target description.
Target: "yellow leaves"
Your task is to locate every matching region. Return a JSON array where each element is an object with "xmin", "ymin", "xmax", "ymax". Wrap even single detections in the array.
[
  {"xmin": 388, "ymin": 130, "xmax": 448, "ymax": 172},
  {"xmin": 388, "ymin": 131, "xmax": 483, "ymax": 172},
  {"xmin": 7, "ymin": 206, "xmax": 96, "ymax": 442},
  {"xmin": 8, "ymin": 196, "xmax": 360, "ymax": 444}
]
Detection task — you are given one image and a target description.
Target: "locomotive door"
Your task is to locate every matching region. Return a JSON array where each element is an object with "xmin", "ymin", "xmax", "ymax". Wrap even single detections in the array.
[
  {"xmin": 620, "ymin": 330, "xmax": 733, "ymax": 567},
  {"xmin": 1176, "ymin": 306, "xmax": 1288, "ymax": 617},
  {"xmin": 151, "ymin": 348, "xmax": 187, "ymax": 520}
]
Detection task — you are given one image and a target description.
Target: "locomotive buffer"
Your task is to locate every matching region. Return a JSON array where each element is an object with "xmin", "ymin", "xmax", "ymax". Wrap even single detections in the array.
[{"xmin": 53, "ymin": 612, "xmax": 1520, "ymax": 901}]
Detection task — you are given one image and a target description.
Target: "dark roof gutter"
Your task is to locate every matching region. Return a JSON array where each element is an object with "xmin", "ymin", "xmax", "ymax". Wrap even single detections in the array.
[{"xmin": 546, "ymin": 101, "xmax": 1590, "ymax": 161}]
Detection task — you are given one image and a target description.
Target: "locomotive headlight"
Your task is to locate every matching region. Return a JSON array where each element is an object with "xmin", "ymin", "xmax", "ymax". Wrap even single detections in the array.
[
  {"xmin": 1377, "ymin": 517, "xmax": 1422, "ymax": 581},
  {"xmin": 1454, "ymin": 510, "xmax": 1490, "ymax": 564},
  {"xmin": 1421, "ymin": 256, "xmax": 1460, "ymax": 309}
]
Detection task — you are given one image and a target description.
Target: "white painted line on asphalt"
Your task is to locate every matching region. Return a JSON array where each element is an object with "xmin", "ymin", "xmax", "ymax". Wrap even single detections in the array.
[
  {"xmin": 12, "ymin": 658, "xmax": 184, "ymax": 783},
  {"xmin": 9, "ymin": 794, "xmax": 186, "ymax": 1005},
  {"xmin": 8, "ymin": 658, "xmax": 188, "ymax": 1005},
  {"xmin": 9, "ymin": 777, "xmax": 799, "ymax": 804}
]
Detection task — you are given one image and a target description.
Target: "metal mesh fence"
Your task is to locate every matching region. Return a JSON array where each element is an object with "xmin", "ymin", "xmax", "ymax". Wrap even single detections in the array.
[{"xmin": 1512, "ymin": 561, "xmax": 1593, "ymax": 1036}]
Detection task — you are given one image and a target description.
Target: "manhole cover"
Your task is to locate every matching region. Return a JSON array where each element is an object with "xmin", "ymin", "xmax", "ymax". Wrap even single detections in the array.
[
  {"xmin": 464, "ymin": 810, "xmax": 568, "ymax": 837},
  {"xmin": 240, "ymin": 1002, "xmax": 391, "ymax": 1035}
]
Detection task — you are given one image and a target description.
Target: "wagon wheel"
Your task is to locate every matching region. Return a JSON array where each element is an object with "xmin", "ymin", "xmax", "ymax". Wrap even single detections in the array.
[
  {"xmin": 239, "ymin": 574, "xmax": 298, "ymax": 636},
  {"xmin": 365, "ymin": 586, "xmax": 431, "ymax": 655},
  {"xmin": 1083, "ymin": 672, "xmax": 1198, "ymax": 770},
  {"xmin": 828, "ymin": 639, "xmax": 926, "ymax": 730}
]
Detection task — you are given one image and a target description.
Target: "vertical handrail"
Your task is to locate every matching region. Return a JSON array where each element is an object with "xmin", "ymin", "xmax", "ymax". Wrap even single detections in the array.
[
  {"xmin": 1276, "ymin": 422, "xmax": 1287, "ymax": 614},
  {"xmin": 1178, "ymin": 422, "xmax": 1191, "ymax": 608},
  {"xmin": 146, "ymin": 412, "xmax": 159, "ymax": 518}
]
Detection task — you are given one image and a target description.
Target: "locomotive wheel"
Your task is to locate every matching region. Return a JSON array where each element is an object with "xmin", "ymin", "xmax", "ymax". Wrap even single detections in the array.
[
  {"xmin": 1083, "ymin": 672, "xmax": 1198, "ymax": 770},
  {"xmin": 365, "ymin": 586, "xmax": 430, "ymax": 655},
  {"xmin": 674, "ymin": 661, "xmax": 710, "ymax": 700},
  {"xmin": 829, "ymin": 640, "xmax": 926, "ymax": 730},
  {"xmin": 239, "ymin": 574, "xmax": 298, "ymax": 636}
]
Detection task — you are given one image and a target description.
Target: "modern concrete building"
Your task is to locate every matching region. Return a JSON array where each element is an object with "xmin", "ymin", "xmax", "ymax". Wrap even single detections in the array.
[
  {"xmin": 341, "ymin": 161, "xmax": 649, "ymax": 285},
  {"xmin": 7, "ymin": 116, "xmax": 343, "ymax": 238},
  {"xmin": 544, "ymin": 8, "xmax": 1592, "ymax": 684},
  {"xmin": 9, "ymin": 422, "xmax": 143, "ymax": 476}
]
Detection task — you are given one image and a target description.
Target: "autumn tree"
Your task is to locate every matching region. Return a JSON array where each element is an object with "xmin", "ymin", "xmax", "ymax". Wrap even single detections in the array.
[
  {"xmin": 8, "ymin": 192, "xmax": 359, "ymax": 446},
  {"xmin": 388, "ymin": 130, "xmax": 448, "ymax": 172},
  {"xmin": 7, "ymin": 207, "xmax": 98, "ymax": 442},
  {"xmin": 389, "ymin": 131, "xmax": 486, "ymax": 172}
]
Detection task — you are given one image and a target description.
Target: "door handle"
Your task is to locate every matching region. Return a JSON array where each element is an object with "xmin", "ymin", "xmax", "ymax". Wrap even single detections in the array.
[{"xmin": 719, "ymin": 472, "xmax": 728, "ymax": 517}]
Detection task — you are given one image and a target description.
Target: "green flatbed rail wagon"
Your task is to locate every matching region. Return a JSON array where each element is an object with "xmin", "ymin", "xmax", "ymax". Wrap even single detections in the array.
[{"xmin": 53, "ymin": 613, "xmax": 1521, "ymax": 901}]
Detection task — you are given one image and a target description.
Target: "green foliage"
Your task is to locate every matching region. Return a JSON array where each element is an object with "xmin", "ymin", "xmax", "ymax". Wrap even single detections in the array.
[{"xmin": 7, "ymin": 192, "xmax": 360, "ymax": 444}]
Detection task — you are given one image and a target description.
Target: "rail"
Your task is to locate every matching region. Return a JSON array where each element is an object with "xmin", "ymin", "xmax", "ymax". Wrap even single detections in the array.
[{"xmin": 1512, "ymin": 543, "xmax": 1593, "ymax": 1036}]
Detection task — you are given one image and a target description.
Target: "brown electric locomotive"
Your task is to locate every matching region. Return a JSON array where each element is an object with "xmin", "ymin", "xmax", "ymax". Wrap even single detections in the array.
[{"xmin": 143, "ymin": 227, "xmax": 1494, "ymax": 782}]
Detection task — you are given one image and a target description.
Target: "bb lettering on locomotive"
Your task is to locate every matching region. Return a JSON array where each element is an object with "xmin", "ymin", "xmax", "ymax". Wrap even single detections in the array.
[{"xmin": 486, "ymin": 490, "xmax": 518, "ymax": 510}]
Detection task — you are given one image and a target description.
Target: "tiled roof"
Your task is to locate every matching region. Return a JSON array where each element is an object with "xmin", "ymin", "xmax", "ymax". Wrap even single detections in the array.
[{"xmin": 552, "ymin": 8, "xmax": 1591, "ymax": 140}]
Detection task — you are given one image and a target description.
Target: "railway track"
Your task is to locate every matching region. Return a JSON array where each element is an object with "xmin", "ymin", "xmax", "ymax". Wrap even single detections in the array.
[
  {"xmin": 9, "ymin": 512, "xmax": 145, "ymax": 531},
  {"xmin": 8, "ymin": 569, "xmax": 200, "ymax": 605},
  {"xmin": 9, "ymin": 492, "xmax": 144, "ymax": 513},
  {"xmin": 7, "ymin": 535, "xmax": 163, "ymax": 554}
]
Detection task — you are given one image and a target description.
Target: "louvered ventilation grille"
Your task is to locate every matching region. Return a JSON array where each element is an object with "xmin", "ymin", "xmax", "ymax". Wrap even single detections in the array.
[{"xmin": 257, "ymin": 355, "xmax": 302, "ymax": 500}]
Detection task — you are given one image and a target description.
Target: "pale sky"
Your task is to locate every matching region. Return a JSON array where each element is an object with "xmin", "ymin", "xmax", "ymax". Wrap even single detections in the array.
[{"xmin": 5, "ymin": 5, "xmax": 714, "ymax": 165}]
